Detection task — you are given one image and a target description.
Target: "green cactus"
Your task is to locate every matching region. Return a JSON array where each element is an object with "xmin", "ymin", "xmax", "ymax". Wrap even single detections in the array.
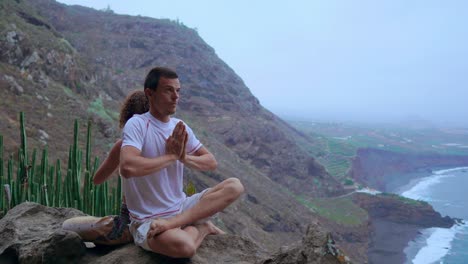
[{"xmin": 0, "ymin": 112, "xmax": 120, "ymax": 216}]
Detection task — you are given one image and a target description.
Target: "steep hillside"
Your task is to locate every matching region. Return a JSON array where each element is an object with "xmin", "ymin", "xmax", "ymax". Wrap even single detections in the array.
[{"xmin": 0, "ymin": 0, "xmax": 345, "ymax": 252}]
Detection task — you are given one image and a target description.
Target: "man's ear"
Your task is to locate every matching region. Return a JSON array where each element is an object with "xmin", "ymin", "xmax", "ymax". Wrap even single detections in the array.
[{"xmin": 144, "ymin": 88, "xmax": 152, "ymax": 97}]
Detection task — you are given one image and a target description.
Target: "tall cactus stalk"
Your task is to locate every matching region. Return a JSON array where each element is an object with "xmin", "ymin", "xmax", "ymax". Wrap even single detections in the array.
[
  {"xmin": 15, "ymin": 151, "xmax": 22, "ymax": 204},
  {"xmin": 3, "ymin": 184, "xmax": 11, "ymax": 210},
  {"xmin": 103, "ymin": 181, "xmax": 108, "ymax": 216},
  {"xmin": 76, "ymin": 149, "xmax": 83, "ymax": 209},
  {"xmin": 43, "ymin": 184, "xmax": 49, "ymax": 207},
  {"xmin": 71, "ymin": 120, "xmax": 82, "ymax": 210},
  {"xmin": 20, "ymin": 112, "xmax": 28, "ymax": 167},
  {"xmin": 0, "ymin": 135, "xmax": 4, "ymax": 210},
  {"xmin": 54, "ymin": 159, "xmax": 62, "ymax": 207},
  {"xmin": 83, "ymin": 170, "xmax": 91, "ymax": 214},
  {"xmin": 7, "ymin": 156, "xmax": 13, "ymax": 205},
  {"xmin": 38, "ymin": 148, "xmax": 47, "ymax": 205},
  {"xmin": 65, "ymin": 147, "xmax": 72, "ymax": 207},
  {"xmin": 86, "ymin": 120, "xmax": 92, "ymax": 172},
  {"xmin": 29, "ymin": 149, "xmax": 37, "ymax": 203},
  {"xmin": 18, "ymin": 112, "xmax": 28, "ymax": 204},
  {"xmin": 68, "ymin": 168, "xmax": 74, "ymax": 207},
  {"xmin": 11, "ymin": 181, "xmax": 17, "ymax": 207},
  {"xmin": 46, "ymin": 165, "xmax": 54, "ymax": 206},
  {"xmin": 83, "ymin": 120, "xmax": 93, "ymax": 215}
]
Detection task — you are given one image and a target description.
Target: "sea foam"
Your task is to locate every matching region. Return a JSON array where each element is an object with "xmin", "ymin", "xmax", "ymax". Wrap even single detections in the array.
[
  {"xmin": 433, "ymin": 166, "xmax": 468, "ymax": 175},
  {"xmin": 411, "ymin": 222, "xmax": 468, "ymax": 264},
  {"xmin": 402, "ymin": 166, "xmax": 468, "ymax": 263},
  {"xmin": 401, "ymin": 174, "xmax": 453, "ymax": 201}
]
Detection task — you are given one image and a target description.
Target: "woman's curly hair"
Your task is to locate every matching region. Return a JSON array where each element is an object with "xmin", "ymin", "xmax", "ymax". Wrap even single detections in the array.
[{"xmin": 119, "ymin": 90, "xmax": 149, "ymax": 128}]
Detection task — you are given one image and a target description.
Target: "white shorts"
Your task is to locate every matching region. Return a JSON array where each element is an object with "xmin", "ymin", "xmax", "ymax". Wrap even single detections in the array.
[{"xmin": 129, "ymin": 189, "xmax": 210, "ymax": 251}]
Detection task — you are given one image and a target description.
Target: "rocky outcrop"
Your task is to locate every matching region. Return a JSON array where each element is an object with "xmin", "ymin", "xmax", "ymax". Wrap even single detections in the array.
[
  {"xmin": 352, "ymin": 193, "xmax": 454, "ymax": 227},
  {"xmin": 260, "ymin": 223, "xmax": 349, "ymax": 264},
  {"xmin": 0, "ymin": 202, "xmax": 350, "ymax": 264},
  {"xmin": 0, "ymin": 202, "xmax": 86, "ymax": 263},
  {"xmin": 351, "ymin": 192, "xmax": 455, "ymax": 264}
]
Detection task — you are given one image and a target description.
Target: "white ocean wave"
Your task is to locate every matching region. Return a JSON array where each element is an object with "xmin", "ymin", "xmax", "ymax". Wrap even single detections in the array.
[
  {"xmin": 401, "ymin": 174, "xmax": 453, "ymax": 201},
  {"xmin": 443, "ymin": 203, "xmax": 465, "ymax": 208},
  {"xmin": 411, "ymin": 222, "xmax": 468, "ymax": 264},
  {"xmin": 402, "ymin": 168, "xmax": 468, "ymax": 263},
  {"xmin": 433, "ymin": 167, "xmax": 468, "ymax": 175}
]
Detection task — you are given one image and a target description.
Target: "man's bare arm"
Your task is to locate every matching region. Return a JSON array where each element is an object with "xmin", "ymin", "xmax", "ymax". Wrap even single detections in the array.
[
  {"xmin": 181, "ymin": 146, "xmax": 217, "ymax": 171},
  {"xmin": 119, "ymin": 146, "xmax": 178, "ymax": 178}
]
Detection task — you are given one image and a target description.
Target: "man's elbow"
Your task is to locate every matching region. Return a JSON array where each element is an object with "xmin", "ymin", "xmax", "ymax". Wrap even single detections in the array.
[
  {"xmin": 208, "ymin": 158, "xmax": 218, "ymax": 171},
  {"xmin": 119, "ymin": 163, "xmax": 134, "ymax": 178}
]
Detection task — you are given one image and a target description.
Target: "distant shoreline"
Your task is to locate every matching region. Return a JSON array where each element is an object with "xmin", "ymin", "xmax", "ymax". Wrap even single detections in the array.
[{"xmin": 388, "ymin": 166, "xmax": 468, "ymax": 264}]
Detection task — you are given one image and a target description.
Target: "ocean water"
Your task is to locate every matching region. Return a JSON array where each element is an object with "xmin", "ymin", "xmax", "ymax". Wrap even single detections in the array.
[{"xmin": 396, "ymin": 167, "xmax": 468, "ymax": 264}]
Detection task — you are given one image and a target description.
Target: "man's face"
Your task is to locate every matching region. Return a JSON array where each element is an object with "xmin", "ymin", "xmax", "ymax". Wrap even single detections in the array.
[{"xmin": 147, "ymin": 77, "xmax": 181, "ymax": 119}]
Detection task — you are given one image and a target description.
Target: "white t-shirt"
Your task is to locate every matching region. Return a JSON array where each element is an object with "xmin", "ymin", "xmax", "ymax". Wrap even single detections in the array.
[{"xmin": 121, "ymin": 112, "xmax": 202, "ymax": 222}]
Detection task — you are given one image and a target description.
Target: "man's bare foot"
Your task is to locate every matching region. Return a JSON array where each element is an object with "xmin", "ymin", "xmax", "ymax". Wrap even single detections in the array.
[
  {"xmin": 204, "ymin": 221, "xmax": 226, "ymax": 235},
  {"xmin": 147, "ymin": 218, "xmax": 170, "ymax": 238}
]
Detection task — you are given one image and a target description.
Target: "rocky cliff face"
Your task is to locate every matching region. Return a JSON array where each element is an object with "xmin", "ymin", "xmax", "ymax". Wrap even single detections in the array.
[
  {"xmin": 350, "ymin": 148, "xmax": 468, "ymax": 191},
  {"xmin": 351, "ymin": 192, "xmax": 454, "ymax": 264}
]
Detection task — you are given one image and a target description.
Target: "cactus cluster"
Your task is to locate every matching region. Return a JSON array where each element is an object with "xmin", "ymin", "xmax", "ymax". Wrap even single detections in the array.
[{"xmin": 0, "ymin": 112, "xmax": 121, "ymax": 217}]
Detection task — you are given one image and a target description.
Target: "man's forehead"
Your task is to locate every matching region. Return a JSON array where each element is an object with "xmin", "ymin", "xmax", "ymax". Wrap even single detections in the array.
[{"xmin": 159, "ymin": 77, "xmax": 180, "ymax": 88}]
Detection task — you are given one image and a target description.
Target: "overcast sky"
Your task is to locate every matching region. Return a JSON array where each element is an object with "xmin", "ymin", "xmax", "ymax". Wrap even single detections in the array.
[{"xmin": 57, "ymin": 0, "xmax": 468, "ymax": 127}]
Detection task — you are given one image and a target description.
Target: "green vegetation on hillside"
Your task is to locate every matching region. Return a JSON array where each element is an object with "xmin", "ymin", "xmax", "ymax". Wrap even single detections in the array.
[
  {"xmin": 278, "ymin": 186, "xmax": 367, "ymax": 226},
  {"xmin": 62, "ymin": 86, "xmax": 75, "ymax": 98},
  {"xmin": 379, "ymin": 192, "xmax": 429, "ymax": 206},
  {"xmin": 298, "ymin": 195, "xmax": 368, "ymax": 226},
  {"xmin": 88, "ymin": 98, "xmax": 119, "ymax": 122}
]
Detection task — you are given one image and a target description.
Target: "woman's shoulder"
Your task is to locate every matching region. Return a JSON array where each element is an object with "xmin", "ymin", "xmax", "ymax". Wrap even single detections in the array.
[
  {"xmin": 122, "ymin": 113, "xmax": 150, "ymax": 132},
  {"xmin": 128, "ymin": 113, "xmax": 151, "ymax": 124}
]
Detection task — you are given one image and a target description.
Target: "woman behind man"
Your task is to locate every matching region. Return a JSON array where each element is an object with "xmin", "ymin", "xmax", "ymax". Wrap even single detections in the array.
[
  {"xmin": 93, "ymin": 90, "xmax": 149, "ymax": 185},
  {"xmin": 63, "ymin": 90, "xmax": 149, "ymax": 245}
]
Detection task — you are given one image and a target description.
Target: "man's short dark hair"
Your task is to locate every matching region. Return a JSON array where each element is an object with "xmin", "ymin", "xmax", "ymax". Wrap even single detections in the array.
[{"xmin": 144, "ymin": 67, "xmax": 178, "ymax": 91}]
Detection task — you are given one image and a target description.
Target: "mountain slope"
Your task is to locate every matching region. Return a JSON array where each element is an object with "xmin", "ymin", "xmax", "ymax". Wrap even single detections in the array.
[{"xmin": 0, "ymin": 0, "xmax": 345, "ymax": 251}]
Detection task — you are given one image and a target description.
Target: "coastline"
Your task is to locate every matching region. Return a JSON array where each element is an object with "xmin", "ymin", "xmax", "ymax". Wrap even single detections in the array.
[
  {"xmin": 367, "ymin": 220, "xmax": 424, "ymax": 264},
  {"xmin": 403, "ymin": 220, "xmax": 468, "ymax": 264},
  {"xmin": 391, "ymin": 167, "xmax": 468, "ymax": 264},
  {"xmin": 403, "ymin": 228, "xmax": 433, "ymax": 264},
  {"xmin": 352, "ymin": 190, "xmax": 455, "ymax": 264}
]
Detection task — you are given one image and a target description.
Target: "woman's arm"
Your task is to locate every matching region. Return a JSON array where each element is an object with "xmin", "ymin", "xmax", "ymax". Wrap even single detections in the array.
[{"xmin": 93, "ymin": 139, "xmax": 123, "ymax": 185}]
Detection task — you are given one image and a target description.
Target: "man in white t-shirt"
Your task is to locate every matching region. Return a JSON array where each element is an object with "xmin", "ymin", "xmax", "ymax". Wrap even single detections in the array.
[{"xmin": 120, "ymin": 67, "xmax": 244, "ymax": 258}]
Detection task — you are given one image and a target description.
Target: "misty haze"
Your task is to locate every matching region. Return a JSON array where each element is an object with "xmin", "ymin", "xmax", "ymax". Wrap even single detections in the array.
[{"xmin": 58, "ymin": 0, "xmax": 468, "ymax": 128}]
